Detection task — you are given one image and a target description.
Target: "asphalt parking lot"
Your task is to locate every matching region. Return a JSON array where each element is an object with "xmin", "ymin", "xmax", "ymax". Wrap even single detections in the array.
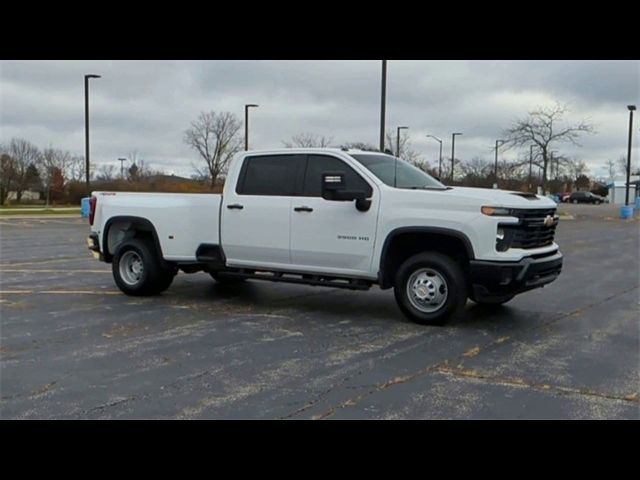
[{"xmin": 1, "ymin": 204, "xmax": 638, "ymax": 419}]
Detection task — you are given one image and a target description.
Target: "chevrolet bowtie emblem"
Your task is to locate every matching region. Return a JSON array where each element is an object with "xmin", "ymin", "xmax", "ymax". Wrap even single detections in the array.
[{"xmin": 544, "ymin": 215, "xmax": 555, "ymax": 227}]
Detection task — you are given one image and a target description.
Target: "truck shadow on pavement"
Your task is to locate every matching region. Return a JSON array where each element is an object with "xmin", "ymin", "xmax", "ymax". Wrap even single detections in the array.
[{"xmin": 168, "ymin": 275, "xmax": 521, "ymax": 328}]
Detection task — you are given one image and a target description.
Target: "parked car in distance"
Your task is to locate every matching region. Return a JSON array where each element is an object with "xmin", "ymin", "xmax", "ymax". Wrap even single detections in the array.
[
  {"xmin": 569, "ymin": 191, "xmax": 605, "ymax": 204},
  {"xmin": 559, "ymin": 192, "xmax": 571, "ymax": 203}
]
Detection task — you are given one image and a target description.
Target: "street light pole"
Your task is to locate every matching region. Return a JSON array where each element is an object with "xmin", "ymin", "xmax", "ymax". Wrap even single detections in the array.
[
  {"xmin": 380, "ymin": 60, "xmax": 387, "ymax": 152},
  {"xmin": 394, "ymin": 126, "xmax": 408, "ymax": 188},
  {"xmin": 118, "ymin": 158, "xmax": 127, "ymax": 180},
  {"xmin": 451, "ymin": 132, "xmax": 463, "ymax": 182},
  {"xmin": 426, "ymin": 135, "xmax": 443, "ymax": 179},
  {"xmin": 84, "ymin": 74, "xmax": 101, "ymax": 192},
  {"xmin": 494, "ymin": 139, "xmax": 504, "ymax": 188},
  {"xmin": 625, "ymin": 105, "xmax": 636, "ymax": 206},
  {"xmin": 245, "ymin": 104, "xmax": 259, "ymax": 151}
]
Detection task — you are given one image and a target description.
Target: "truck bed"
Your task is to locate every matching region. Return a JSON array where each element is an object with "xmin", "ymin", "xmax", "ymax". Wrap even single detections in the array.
[{"xmin": 92, "ymin": 192, "xmax": 222, "ymax": 261}]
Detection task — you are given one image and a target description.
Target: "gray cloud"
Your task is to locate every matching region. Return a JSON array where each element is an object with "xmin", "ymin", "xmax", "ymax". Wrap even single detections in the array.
[{"xmin": 1, "ymin": 60, "xmax": 638, "ymax": 179}]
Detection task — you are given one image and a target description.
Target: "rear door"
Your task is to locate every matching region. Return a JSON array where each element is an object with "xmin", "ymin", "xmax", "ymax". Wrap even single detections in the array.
[
  {"xmin": 289, "ymin": 154, "xmax": 379, "ymax": 276},
  {"xmin": 221, "ymin": 154, "xmax": 305, "ymax": 269}
]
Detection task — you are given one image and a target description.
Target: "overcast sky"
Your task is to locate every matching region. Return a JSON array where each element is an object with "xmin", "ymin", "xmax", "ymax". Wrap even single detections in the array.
[{"xmin": 1, "ymin": 60, "xmax": 638, "ymax": 179}]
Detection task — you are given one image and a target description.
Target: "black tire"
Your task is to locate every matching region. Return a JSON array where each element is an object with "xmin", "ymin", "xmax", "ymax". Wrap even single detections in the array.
[
  {"xmin": 572, "ymin": 199, "xmax": 578, "ymax": 204},
  {"xmin": 112, "ymin": 238, "xmax": 175, "ymax": 296},
  {"xmin": 595, "ymin": 200, "xmax": 601, "ymax": 205},
  {"xmin": 393, "ymin": 252, "xmax": 467, "ymax": 326},
  {"xmin": 209, "ymin": 272, "xmax": 246, "ymax": 284},
  {"xmin": 470, "ymin": 294, "xmax": 515, "ymax": 306}
]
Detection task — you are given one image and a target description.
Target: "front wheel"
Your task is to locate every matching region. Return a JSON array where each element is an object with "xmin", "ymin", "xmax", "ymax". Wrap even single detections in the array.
[
  {"xmin": 393, "ymin": 252, "xmax": 467, "ymax": 326},
  {"xmin": 572, "ymin": 199, "xmax": 578, "ymax": 204}
]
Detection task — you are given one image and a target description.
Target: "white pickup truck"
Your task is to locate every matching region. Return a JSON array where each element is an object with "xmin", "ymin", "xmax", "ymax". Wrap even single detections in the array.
[{"xmin": 87, "ymin": 148, "xmax": 562, "ymax": 325}]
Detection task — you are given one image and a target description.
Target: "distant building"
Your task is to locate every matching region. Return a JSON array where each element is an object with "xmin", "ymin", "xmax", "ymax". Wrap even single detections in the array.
[
  {"xmin": 607, "ymin": 176, "xmax": 639, "ymax": 205},
  {"xmin": 7, "ymin": 189, "xmax": 41, "ymax": 201}
]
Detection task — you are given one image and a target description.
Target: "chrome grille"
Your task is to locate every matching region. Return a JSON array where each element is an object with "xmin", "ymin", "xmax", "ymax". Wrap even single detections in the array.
[{"xmin": 503, "ymin": 208, "xmax": 558, "ymax": 250}]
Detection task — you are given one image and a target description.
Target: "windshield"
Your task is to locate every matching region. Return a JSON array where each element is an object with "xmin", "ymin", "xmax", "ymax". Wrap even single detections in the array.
[{"xmin": 350, "ymin": 154, "xmax": 446, "ymax": 190}]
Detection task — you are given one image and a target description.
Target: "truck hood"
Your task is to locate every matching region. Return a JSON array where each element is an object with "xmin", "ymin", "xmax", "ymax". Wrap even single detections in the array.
[{"xmin": 444, "ymin": 186, "xmax": 557, "ymax": 208}]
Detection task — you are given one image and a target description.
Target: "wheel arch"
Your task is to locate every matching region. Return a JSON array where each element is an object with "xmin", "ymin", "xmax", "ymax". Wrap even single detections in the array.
[
  {"xmin": 102, "ymin": 216, "xmax": 164, "ymax": 263},
  {"xmin": 378, "ymin": 227, "xmax": 475, "ymax": 289}
]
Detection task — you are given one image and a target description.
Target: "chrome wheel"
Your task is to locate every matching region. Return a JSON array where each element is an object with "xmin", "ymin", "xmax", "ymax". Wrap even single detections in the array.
[
  {"xmin": 119, "ymin": 250, "xmax": 144, "ymax": 286},
  {"xmin": 406, "ymin": 268, "xmax": 448, "ymax": 313}
]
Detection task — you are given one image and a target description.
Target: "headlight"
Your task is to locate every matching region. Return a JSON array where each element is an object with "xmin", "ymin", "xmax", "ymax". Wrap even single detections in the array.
[{"xmin": 481, "ymin": 206, "xmax": 511, "ymax": 216}]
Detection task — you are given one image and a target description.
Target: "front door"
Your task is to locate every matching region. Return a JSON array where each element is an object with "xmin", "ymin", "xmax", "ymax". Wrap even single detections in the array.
[{"xmin": 289, "ymin": 154, "xmax": 379, "ymax": 277}]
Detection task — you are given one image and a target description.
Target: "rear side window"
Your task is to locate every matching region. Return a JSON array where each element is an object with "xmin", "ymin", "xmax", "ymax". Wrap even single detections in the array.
[
  {"xmin": 302, "ymin": 155, "xmax": 372, "ymax": 197},
  {"xmin": 237, "ymin": 155, "xmax": 303, "ymax": 196}
]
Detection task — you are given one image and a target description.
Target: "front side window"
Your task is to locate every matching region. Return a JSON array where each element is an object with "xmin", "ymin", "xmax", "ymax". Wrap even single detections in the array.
[
  {"xmin": 302, "ymin": 155, "xmax": 372, "ymax": 197},
  {"xmin": 350, "ymin": 153, "xmax": 446, "ymax": 190},
  {"xmin": 237, "ymin": 155, "xmax": 304, "ymax": 196}
]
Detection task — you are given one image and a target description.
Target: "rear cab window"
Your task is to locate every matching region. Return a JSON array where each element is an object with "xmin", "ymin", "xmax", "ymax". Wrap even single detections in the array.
[{"xmin": 236, "ymin": 154, "xmax": 305, "ymax": 196}]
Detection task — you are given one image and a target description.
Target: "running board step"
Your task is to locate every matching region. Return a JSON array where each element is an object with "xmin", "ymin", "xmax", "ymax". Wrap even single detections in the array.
[{"xmin": 216, "ymin": 269, "xmax": 372, "ymax": 290}]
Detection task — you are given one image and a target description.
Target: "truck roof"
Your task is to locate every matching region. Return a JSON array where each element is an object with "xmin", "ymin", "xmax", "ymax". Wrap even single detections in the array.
[{"xmin": 240, "ymin": 148, "xmax": 388, "ymax": 156}]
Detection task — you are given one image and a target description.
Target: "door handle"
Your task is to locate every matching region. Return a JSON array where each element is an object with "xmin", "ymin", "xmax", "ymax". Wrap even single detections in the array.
[
  {"xmin": 227, "ymin": 204, "xmax": 244, "ymax": 210},
  {"xmin": 294, "ymin": 206, "xmax": 313, "ymax": 212}
]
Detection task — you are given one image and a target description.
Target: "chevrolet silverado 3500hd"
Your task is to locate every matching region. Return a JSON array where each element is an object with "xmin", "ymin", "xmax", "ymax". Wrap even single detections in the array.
[{"xmin": 87, "ymin": 148, "xmax": 563, "ymax": 325}]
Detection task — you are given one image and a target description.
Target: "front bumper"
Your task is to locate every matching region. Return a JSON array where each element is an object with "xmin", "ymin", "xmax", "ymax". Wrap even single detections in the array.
[
  {"xmin": 469, "ymin": 250, "xmax": 563, "ymax": 300},
  {"xmin": 87, "ymin": 233, "xmax": 102, "ymax": 260}
]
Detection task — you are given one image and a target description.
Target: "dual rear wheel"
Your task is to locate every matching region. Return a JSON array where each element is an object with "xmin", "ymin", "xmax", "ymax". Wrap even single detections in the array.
[{"xmin": 112, "ymin": 238, "xmax": 176, "ymax": 296}]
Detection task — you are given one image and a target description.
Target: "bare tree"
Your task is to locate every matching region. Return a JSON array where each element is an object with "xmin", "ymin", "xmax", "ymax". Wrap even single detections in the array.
[
  {"xmin": 384, "ymin": 130, "xmax": 428, "ymax": 171},
  {"xmin": 96, "ymin": 164, "xmax": 116, "ymax": 182},
  {"xmin": 441, "ymin": 157, "xmax": 463, "ymax": 181},
  {"xmin": 184, "ymin": 111, "xmax": 243, "ymax": 187},
  {"xmin": 604, "ymin": 159, "xmax": 617, "ymax": 181},
  {"xmin": 68, "ymin": 155, "xmax": 89, "ymax": 183},
  {"xmin": 283, "ymin": 133, "xmax": 334, "ymax": 148},
  {"xmin": 501, "ymin": 102, "xmax": 595, "ymax": 190},
  {"xmin": 565, "ymin": 158, "xmax": 589, "ymax": 181},
  {"xmin": 128, "ymin": 150, "xmax": 139, "ymax": 165},
  {"xmin": 40, "ymin": 147, "xmax": 72, "ymax": 206},
  {"xmin": 617, "ymin": 154, "xmax": 639, "ymax": 177},
  {"xmin": 7, "ymin": 138, "xmax": 41, "ymax": 201},
  {"xmin": 128, "ymin": 159, "xmax": 154, "ymax": 181},
  {"xmin": 0, "ymin": 146, "xmax": 16, "ymax": 204},
  {"xmin": 461, "ymin": 157, "xmax": 492, "ymax": 178},
  {"xmin": 339, "ymin": 142, "xmax": 378, "ymax": 151}
]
